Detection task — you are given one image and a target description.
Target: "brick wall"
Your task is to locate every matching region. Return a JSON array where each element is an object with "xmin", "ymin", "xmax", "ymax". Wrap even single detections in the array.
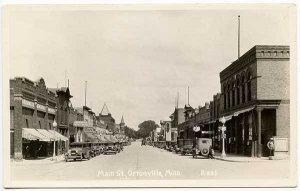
[{"xmin": 257, "ymin": 60, "xmax": 289, "ymax": 100}]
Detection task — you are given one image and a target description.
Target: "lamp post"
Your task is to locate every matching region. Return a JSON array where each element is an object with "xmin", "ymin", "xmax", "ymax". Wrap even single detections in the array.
[
  {"xmin": 52, "ymin": 119, "xmax": 57, "ymax": 160},
  {"xmin": 219, "ymin": 116, "xmax": 227, "ymax": 158}
]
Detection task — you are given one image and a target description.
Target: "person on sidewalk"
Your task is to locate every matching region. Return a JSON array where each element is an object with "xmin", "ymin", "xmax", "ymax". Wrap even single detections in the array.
[{"xmin": 208, "ymin": 146, "xmax": 214, "ymax": 159}]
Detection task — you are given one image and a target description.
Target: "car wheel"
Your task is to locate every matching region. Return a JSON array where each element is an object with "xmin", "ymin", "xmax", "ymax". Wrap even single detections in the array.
[
  {"xmin": 201, "ymin": 148, "xmax": 209, "ymax": 156},
  {"xmin": 65, "ymin": 158, "xmax": 68, "ymax": 162}
]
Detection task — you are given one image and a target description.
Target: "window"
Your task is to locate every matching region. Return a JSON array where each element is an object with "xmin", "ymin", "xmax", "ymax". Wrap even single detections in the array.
[
  {"xmin": 25, "ymin": 119, "xmax": 29, "ymax": 128},
  {"xmin": 231, "ymin": 82, "xmax": 235, "ymax": 107},
  {"xmin": 247, "ymin": 74, "xmax": 252, "ymax": 101},
  {"xmin": 223, "ymin": 86, "xmax": 227, "ymax": 109},
  {"xmin": 227, "ymin": 85, "xmax": 231, "ymax": 108},
  {"xmin": 242, "ymin": 76, "xmax": 246, "ymax": 103},
  {"xmin": 39, "ymin": 121, "xmax": 42, "ymax": 129},
  {"xmin": 49, "ymin": 123, "xmax": 52, "ymax": 130},
  {"xmin": 237, "ymin": 79, "xmax": 240, "ymax": 105}
]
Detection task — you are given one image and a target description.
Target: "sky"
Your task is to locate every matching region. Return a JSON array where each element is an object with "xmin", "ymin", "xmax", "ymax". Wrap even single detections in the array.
[{"xmin": 6, "ymin": 5, "xmax": 292, "ymax": 130}]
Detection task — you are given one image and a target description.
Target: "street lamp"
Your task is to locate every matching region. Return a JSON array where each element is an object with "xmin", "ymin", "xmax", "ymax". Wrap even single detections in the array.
[
  {"xmin": 52, "ymin": 119, "xmax": 57, "ymax": 160},
  {"xmin": 219, "ymin": 116, "xmax": 227, "ymax": 158}
]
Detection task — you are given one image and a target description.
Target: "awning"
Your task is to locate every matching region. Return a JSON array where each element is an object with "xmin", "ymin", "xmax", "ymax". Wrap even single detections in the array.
[
  {"xmin": 36, "ymin": 129, "xmax": 58, "ymax": 141},
  {"xmin": 96, "ymin": 135, "xmax": 107, "ymax": 143},
  {"xmin": 22, "ymin": 128, "xmax": 50, "ymax": 141},
  {"xmin": 233, "ymin": 107, "xmax": 255, "ymax": 117},
  {"xmin": 48, "ymin": 130, "xmax": 69, "ymax": 141},
  {"xmin": 110, "ymin": 135, "xmax": 119, "ymax": 143},
  {"xmin": 103, "ymin": 134, "xmax": 113, "ymax": 143},
  {"xmin": 220, "ymin": 106, "xmax": 255, "ymax": 122},
  {"xmin": 83, "ymin": 131, "xmax": 98, "ymax": 142}
]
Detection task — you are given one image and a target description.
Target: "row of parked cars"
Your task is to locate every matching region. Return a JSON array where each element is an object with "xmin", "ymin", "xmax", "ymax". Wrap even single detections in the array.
[
  {"xmin": 150, "ymin": 138, "xmax": 214, "ymax": 159},
  {"xmin": 65, "ymin": 141, "xmax": 130, "ymax": 162}
]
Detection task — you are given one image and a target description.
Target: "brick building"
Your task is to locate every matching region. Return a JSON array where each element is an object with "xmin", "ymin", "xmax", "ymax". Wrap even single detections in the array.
[
  {"xmin": 169, "ymin": 108, "xmax": 185, "ymax": 141},
  {"xmin": 178, "ymin": 103, "xmax": 210, "ymax": 140},
  {"xmin": 48, "ymin": 87, "xmax": 72, "ymax": 151},
  {"xmin": 218, "ymin": 45, "xmax": 290, "ymax": 157},
  {"xmin": 10, "ymin": 77, "xmax": 67, "ymax": 160},
  {"xmin": 209, "ymin": 93, "xmax": 222, "ymax": 149}
]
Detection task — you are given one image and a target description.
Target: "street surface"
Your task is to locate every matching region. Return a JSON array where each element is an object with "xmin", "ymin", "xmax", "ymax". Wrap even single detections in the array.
[{"xmin": 11, "ymin": 141, "xmax": 290, "ymax": 180}]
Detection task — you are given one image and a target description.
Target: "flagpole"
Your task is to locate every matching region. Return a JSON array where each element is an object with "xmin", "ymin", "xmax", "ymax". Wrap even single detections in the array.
[{"xmin": 238, "ymin": 15, "xmax": 240, "ymax": 59}]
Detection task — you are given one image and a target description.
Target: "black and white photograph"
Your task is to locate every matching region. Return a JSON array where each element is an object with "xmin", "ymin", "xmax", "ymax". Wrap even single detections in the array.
[{"xmin": 2, "ymin": 3, "xmax": 297, "ymax": 188}]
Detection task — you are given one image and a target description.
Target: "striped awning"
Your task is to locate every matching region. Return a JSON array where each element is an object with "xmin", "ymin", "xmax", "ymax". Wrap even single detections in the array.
[
  {"xmin": 48, "ymin": 130, "xmax": 69, "ymax": 141},
  {"xmin": 103, "ymin": 134, "xmax": 113, "ymax": 143},
  {"xmin": 22, "ymin": 128, "xmax": 50, "ymax": 142}
]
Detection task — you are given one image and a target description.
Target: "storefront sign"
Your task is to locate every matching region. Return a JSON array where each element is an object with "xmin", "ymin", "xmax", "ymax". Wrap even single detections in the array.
[
  {"xmin": 37, "ymin": 104, "xmax": 46, "ymax": 111},
  {"xmin": 201, "ymin": 131, "xmax": 213, "ymax": 134},
  {"xmin": 48, "ymin": 107, "xmax": 56, "ymax": 114},
  {"xmin": 22, "ymin": 99, "xmax": 34, "ymax": 108}
]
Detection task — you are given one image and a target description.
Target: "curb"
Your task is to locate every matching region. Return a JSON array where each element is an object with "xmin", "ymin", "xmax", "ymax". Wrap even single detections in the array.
[{"xmin": 214, "ymin": 157, "xmax": 272, "ymax": 163}]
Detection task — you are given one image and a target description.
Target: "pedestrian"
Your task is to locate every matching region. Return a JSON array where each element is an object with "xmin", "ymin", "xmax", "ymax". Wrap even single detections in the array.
[{"xmin": 208, "ymin": 146, "xmax": 214, "ymax": 159}]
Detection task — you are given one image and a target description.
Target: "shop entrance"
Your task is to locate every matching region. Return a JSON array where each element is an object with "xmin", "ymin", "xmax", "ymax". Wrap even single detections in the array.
[{"xmin": 261, "ymin": 109, "xmax": 276, "ymax": 157}]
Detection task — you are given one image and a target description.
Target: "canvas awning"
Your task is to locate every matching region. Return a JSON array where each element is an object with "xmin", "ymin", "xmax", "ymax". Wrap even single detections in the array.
[
  {"xmin": 110, "ymin": 135, "xmax": 119, "ymax": 143},
  {"xmin": 36, "ymin": 129, "xmax": 59, "ymax": 141},
  {"xmin": 96, "ymin": 135, "xmax": 107, "ymax": 143},
  {"xmin": 22, "ymin": 128, "xmax": 50, "ymax": 141},
  {"xmin": 83, "ymin": 131, "xmax": 98, "ymax": 142},
  {"xmin": 233, "ymin": 107, "xmax": 255, "ymax": 117},
  {"xmin": 47, "ymin": 130, "xmax": 69, "ymax": 141},
  {"xmin": 103, "ymin": 134, "xmax": 113, "ymax": 143}
]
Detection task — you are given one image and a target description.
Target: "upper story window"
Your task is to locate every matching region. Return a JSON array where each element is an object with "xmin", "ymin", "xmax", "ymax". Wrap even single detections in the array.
[
  {"xmin": 236, "ymin": 78, "xmax": 240, "ymax": 105},
  {"xmin": 223, "ymin": 85, "xmax": 227, "ymax": 110},
  {"xmin": 247, "ymin": 74, "xmax": 252, "ymax": 101},
  {"xmin": 242, "ymin": 76, "xmax": 246, "ymax": 104},
  {"xmin": 227, "ymin": 85, "xmax": 231, "ymax": 108},
  {"xmin": 25, "ymin": 119, "xmax": 29, "ymax": 128},
  {"xmin": 231, "ymin": 81, "xmax": 235, "ymax": 107}
]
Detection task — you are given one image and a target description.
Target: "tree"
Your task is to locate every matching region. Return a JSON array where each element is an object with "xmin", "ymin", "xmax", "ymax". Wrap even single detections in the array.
[
  {"xmin": 136, "ymin": 120, "xmax": 159, "ymax": 138},
  {"xmin": 124, "ymin": 126, "xmax": 138, "ymax": 139}
]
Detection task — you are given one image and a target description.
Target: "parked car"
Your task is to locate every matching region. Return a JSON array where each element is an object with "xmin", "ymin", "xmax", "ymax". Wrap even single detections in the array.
[
  {"xmin": 92, "ymin": 143, "xmax": 104, "ymax": 156},
  {"xmin": 65, "ymin": 142, "xmax": 93, "ymax": 162},
  {"xmin": 180, "ymin": 139, "xmax": 194, "ymax": 155},
  {"xmin": 192, "ymin": 138, "xmax": 213, "ymax": 159},
  {"xmin": 103, "ymin": 143, "xmax": 118, "ymax": 155},
  {"xmin": 176, "ymin": 139, "xmax": 184, "ymax": 154}
]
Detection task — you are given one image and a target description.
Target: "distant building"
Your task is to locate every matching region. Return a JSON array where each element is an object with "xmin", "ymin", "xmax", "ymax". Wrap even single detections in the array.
[
  {"xmin": 178, "ymin": 103, "xmax": 210, "ymax": 140},
  {"xmin": 169, "ymin": 108, "xmax": 185, "ymax": 142},
  {"xmin": 98, "ymin": 103, "xmax": 116, "ymax": 132}
]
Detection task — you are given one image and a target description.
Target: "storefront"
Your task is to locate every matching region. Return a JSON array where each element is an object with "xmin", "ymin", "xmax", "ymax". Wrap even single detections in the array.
[{"xmin": 22, "ymin": 128, "xmax": 68, "ymax": 159}]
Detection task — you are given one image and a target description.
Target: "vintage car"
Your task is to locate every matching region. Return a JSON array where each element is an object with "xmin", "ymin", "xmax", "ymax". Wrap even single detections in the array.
[
  {"xmin": 103, "ymin": 143, "xmax": 118, "ymax": 155},
  {"xmin": 175, "ymin": 139, "xmax": 184, "ymax": 153},
  {"xmin": 158, "ymin": 141, "xmax": 166, "ymax": 149},
  {"xmin": 92, "ymin": 143, "xmax": 104, "ymax": 156},
  {"xmin": 192, "ymin": 138, "xmax": 213, "ymax": 158},
  {"xmin": 169, "ymin": 141, "xmax": 178, "ymax": 152},
  {"xmin": 65, "ymin": 142, "xmax": 93, "ymax": 162},
  {"xmin": 180, "ymin": 139, "xmax": 194, "ymax": 155}
]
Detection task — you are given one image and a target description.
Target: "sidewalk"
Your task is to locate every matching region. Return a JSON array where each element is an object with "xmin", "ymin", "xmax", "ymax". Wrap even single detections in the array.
[
  {"xmin": 11, "ymin": 154, "xmax": 66, "ymax": 166},
  {"xmin": 214, "ymin": 152, "xmax": 272, "ymax": 162}
]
